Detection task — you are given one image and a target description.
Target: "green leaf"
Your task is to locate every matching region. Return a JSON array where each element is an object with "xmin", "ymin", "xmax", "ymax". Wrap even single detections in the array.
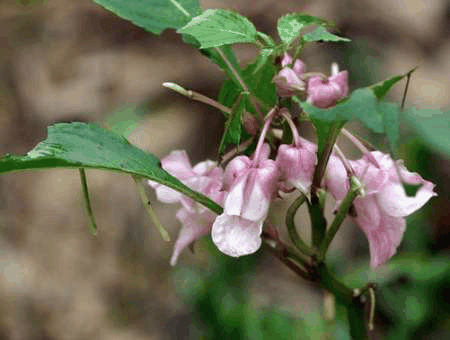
[
  {"xmin": 93, "ymin": 0, "xmax": 202, "ymax": 34},
  {"xmin": 299, "ymin": 89, "xmax": 381, "ymax": 132},
  {"xmin": 178, "ymin": 9, "xmax": 258, "ymax": 48},
  {"xmin": 0, "ymin": 123, "xmax": 222, "ymax": 214},
  {"xmin": 379, "ymin": 102, "xmax": 400, "ymax": 150},
  {"xmin": 303, "ymin": 26, "xmax": 350, "ymax": 43},
  {"xmin": 371, "ymin": 67, "xmax": 417, "ymax": 100},
  {"xmin": 405, "ymin": 107, "xmax": 450, "ymax": 156},
  {"xmin": 219, "ymin": 93, "xmax": 247, "ymax": 155},
  {"xmin": 218, "ymin": 50, "xmax": 277, "ymax": 110},
  {"xmin": 300, "ymin": 89, "xmax": 405, "ymax": 151},
  {"xmin": 277, "ymin": 13, "xmax": 330, "ymax": 44}
]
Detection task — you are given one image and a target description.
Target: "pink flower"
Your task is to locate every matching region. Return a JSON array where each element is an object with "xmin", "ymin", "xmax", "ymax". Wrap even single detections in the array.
[
  {"xmin": 148, "ymin": 150, "xmax": 225, "ymax": 265},
  {"xmin": 212, "ymin": 144, "xmax": 280, "ymax": 257},
  {"xmin": 273, "ymin": 53, "xmax": 306, "ymax": 97},
  {"xmin": 276, "ymin": 137, "xmax": 317, "ymax": 193},
  {"xmin": 307, "ymin": 63, "xmax": 348, "ymax": 109},
  {"xmin": 171, "ymin": 187, "xmax": 226, "ymax": 266},
  {"xmin": 324, "ymin": 152, "xmax": 437, "ymax": 267}
]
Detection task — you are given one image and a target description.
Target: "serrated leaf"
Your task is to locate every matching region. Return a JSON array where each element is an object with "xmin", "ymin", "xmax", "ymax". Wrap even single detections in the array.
[
  {"xmin": 277, "ymin": 13, "xmax": 330, "ymax": 44},
  {"xmin": 405, "ymin": 107, "xmax": 450, "ymax": 156},
  {"xmin": 0, "ymin": 123, "xmax": 222, "ymax": 214},
  {"xmin": 303, "ymin": 26, "xmax": 350, "ymax": 43},
  {"xmin": 178, "ymin": 9, "xmax": 258, "ymax": 48},
  {"xmin": 93, "ymin": 0, "xmax": 201, "ymax": 35},
  {"xmin": 219, "ymin": 93, "xmax": 247, "ymax": 155},
  {"xmin": 371, "ymin": 67, "xmax": 417, "ymax": 100}
]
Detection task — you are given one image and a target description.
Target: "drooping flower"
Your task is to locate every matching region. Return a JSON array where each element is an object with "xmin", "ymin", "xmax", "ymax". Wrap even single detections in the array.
[
  {"xmin": 212, "ymin": 143, "xmax": 279, "ymax": 257},
  {"xmin": 324, "ymin": 151, "xmax": 437, "ymax": 267},
  {"xmin": 275, "ymin": 109, "xmax": 317, "ymax": 193},
  {"xmin": 273, "ymin": 53, "xmax": 306, "ymax": 97},
  {"xmin": 148, "ymin": 150, "xmax": 225, "ymax": 265},
  {"xmin": 307, "ymin": 63, "xmax": 348, "ymax": 109}
]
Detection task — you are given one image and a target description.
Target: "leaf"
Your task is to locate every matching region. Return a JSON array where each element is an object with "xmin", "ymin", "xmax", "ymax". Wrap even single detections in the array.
[
  {"xmin": 178, "ymin": 9, "xmax": 258, "ymax": 48},
  {"xmin": 277, "ymin": 13, "xmax": 330, "ymax": 44},
  {"xmin": 303, "ymin": 26, "xmax": 351, "ymax": 43},
  {"xmin": 405, "ymin": 107, "xmax": 450, "ymax": 156},
  {"xmin": 299, "ymin": 89, "xmax": 382, "ymax": 132},
  {"xmin": 371, "ymin": 67, "xmax": 417, "ymax": 100},
  {"xmin": 218, "ymin": 93, "xmax": 247, "ymax": 155},
  {"xmin": 0, "ymin": 123, "xmax": 222, "ymax": 214},
  {"xmin": 379, "ymin": 101, "xmax": 400, "ymax": 150},
  {"xmin": 218, "ymin": 50, "xmax": 277, "ymax": 110},
  {"xmin": 93, "ymin": 0, "xmax": 202, "ymax": 34}
]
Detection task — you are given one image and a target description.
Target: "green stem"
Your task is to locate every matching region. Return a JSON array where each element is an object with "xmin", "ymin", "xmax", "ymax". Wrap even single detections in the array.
[
  {"xmin": 79, "ymin": 168, "xmax": 97, "ymax": 235},
  {"xmin": 316, "ymin": 262, "xmax": 355, "ymax": 306},
  {"xmin": 318, "ymin": 176, "xmax": 363, "ymax": 261},
  {"xmin": 133, "ymin": 176, "xmax": 171, "ymax": 242},
  {"xmin": 263, "ymin": 241, "xmax": 311, "ymax": 281},
  {"xmin": 286, "ymin": 194, "xmax": 316, "ymax": 256},
  {"xmin": 311, "ymin": 122, "xmax": 343, "ymax": 195},
  {"xmin": 368, "ymin": 286, "xmax": 376, "ymax": 331},
  {"xmin": 307, "ymin": 196, "xmax": 327, "ymax": 249},
  {"xmin": 214, "ymin": 47, "xmax": 249, "ymax": 92}
]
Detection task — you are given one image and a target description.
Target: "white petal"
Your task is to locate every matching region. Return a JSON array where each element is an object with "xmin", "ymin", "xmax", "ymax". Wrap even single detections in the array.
[{"xmin": 211, "ymin": 214, "xmax": 263, "ymax": 257}]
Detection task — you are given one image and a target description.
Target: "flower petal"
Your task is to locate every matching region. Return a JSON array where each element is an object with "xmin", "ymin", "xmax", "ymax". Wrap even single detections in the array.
[
  {"xmin": 354, "ymin": 194, "xmax": 382, "ymax": 231},
  {"xmin": 377, "ymin": 180, "xmax": 436, "ymax": 217},
  {"xmin": 170, "ymin": 208, "xmax": 214, "ymax": 266},
  {"xmin": 161, "ymin": 150, "xmax": 195, "ymax": 180},
  {"xmin": 211, "ymin": 214, "xmax": 263, "ymax": 257},
  {"xmin": 365, "ymin": 215, "xmax": 406, "ymax": 268}
]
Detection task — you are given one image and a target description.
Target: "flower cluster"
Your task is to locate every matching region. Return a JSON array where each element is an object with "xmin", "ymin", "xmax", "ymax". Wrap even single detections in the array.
[{"xmin": 151, "ymin": 55, "xmax": 436, "ymax": 268}]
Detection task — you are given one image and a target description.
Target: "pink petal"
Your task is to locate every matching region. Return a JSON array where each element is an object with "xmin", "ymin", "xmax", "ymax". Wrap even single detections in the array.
[
  {"xmin": 192, "ymin": 160, "xmax": 219, "ymax": 176},
  {"xmin": 365, "ymin": 215, "xmax": 406, "ymax": 268},
  {"xmin": 211, "ymin": 214, "xmax": 263, "ymax": 257},
  {"xmin": 155, "ymin": 185, "xmax": 184, "ymax": 203},
  {"xmin": 377, "ymin": 180, "xmax": 436, "ymax": 217},
  {"xmin": 324, "ymin": 155, "xmax": 349, "ymax": 203},
  {"xmin": 161, "ymin": 150, "xmax": 195, "ymax": 180},
  {"xmin": 293, "ymin": 59, "xmax": 305, "ymax": 76},
  {"xmin": 354, "ymin": 194, "xmax": 382, "ymax": 232},
  {"xmin": 273, "ymin": 68, "xmax": 305, "ymax": 97},
  {"xmin": 281, "ymin": 53, "xmax": 293, "ymax": 67},
  {"xmin": 276, "ymin": 142, "xmax": 317, "ymax": 193},
  {"xmin": 350, "ymin": 159, "xmax": 389, "ymax": 194},
  {"xmin": 224, "ymin": 155, "xmax": 251, "ymax": 188},
  {"xmin": 170, "ymin": 208, "xmax": 214, "ymax": 266},
  {"xmin": 329, "ymin": 71, "xmax": 348, "ymax": 97}
]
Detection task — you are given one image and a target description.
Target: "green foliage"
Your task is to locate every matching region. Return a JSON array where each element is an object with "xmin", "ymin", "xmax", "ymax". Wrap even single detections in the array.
[
  {"xmin": 405, "ymin": 107, "xmax": 450, "ymax": 156},
  {"xmin": 371, "ymin": 67, "xmax": 417, "ymax": 100},
  {"xmin": 303, "ymin": 26, "xmax": 351, "ymax": 43},
  {"xmin": 0, "ymin": 123, "xmax": 222, "ymax": 214},
  {"xmin": 178, "ymin": 9, "xmax": 258, "ymax": 48},
  {"xmin": 277, "ymin": 13, "xmax": 334, "ymax": 44},
  {"xmin": 218, "ymin": 92, "xmax": 247, "ymax": 155},
  {"xmin": 218, "ymin": 51, "xmax": 277, "ymax": 113},
  {"xmin": 298, "ymin": 86, "xmax": 404, "ymax": 150},
  {"xmin": 93, "ymin": 0, "xmax": 202, "ymax": 34},
  {"xmin": 329, "ymin": 255, "xmax": 450, "ymax": 339}
]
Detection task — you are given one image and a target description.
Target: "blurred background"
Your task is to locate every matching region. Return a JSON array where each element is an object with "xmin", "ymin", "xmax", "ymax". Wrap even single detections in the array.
[{"xmin": 0, "ymin": 0, "xmax": 449, "ymax": 339}]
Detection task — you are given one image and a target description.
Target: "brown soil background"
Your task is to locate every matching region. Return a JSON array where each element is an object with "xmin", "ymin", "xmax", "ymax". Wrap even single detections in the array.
[{"xmin": 0, "ymin": 0, "xmax": 449, "ymax": 339}]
